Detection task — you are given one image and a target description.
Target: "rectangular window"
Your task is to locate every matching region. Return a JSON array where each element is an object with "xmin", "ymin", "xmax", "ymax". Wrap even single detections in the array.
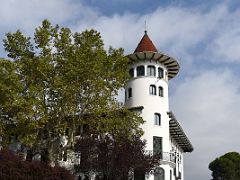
[
  {"xmin": 134, "ymin": 169, "xmax": 145, "ymax": 180},
  {"xmin": 137, "ymin": 66, "xmax": 145, "ymax": 76},
  {"xmin": 153, "ymin": 136, "xmax": 162, "ymax": 157},
  {"xmin": 128, "ymin": 88, "xmax": 132, "ymax": 98},
  {"xmin": 158, "ymin": 67, "xmax": 164, "ymax": 78}
]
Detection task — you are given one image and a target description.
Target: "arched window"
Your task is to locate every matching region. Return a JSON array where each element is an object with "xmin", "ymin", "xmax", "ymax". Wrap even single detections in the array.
[
  {"xmin": 128, "ymin": 88, "xmax": 132, "ymax": 98},
  {"xmin": 137, "ymin": 66, "xmax": 145, "ymax": 76},
  {"xmin": 158, "ymin": 67, "xmax": 164, "ymax": 79},
  {"xmin": 159, "ymin": 86, "xmax": 163, "ymax": 97},
  {"xmin": 154, "ymin": 113, "xmax": 161, "ymax": 125},
  {"xmin": 154, "ymin": 167, "xmax": 165, "ymax": 180},
  {"xmin": 129, "ymin": 68, "xmax": 134, "ymax": 78},
  {"xmin": 149, "ymin": 85, "xmax": 156, "ymax": 95},
  {"xmin": 95, "ymin": 175, "xmax": 100, "ymax": 180},
  {"xmin": 147, "ymin": 65, "xmax": 156, "ymax": 76}
]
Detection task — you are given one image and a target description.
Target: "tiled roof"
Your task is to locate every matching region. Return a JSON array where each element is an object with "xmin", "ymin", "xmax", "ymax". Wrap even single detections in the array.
[{"xmin": 134, "ymin": 31, "xmax": 158, "ymax": 53}]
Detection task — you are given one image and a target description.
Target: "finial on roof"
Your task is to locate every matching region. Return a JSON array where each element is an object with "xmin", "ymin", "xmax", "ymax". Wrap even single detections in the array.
[{"xmin": 144, "ymin": 20, "xmax": 147, "ymax": 34}]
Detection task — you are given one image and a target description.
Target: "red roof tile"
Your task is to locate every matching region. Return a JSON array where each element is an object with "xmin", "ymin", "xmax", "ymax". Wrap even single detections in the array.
[{"xmin": 134, "ymin": 31, "xmax": 158, "ymax": 53}]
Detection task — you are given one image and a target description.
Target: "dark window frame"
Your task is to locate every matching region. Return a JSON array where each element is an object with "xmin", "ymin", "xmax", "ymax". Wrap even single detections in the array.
[
  {"xmin": 128, "ymin": 88, "xmax": 132, "ymax": 98},
  {"xmin": 147, "ymin": 65, "xmax": 156, "ymax": 76},
  {"xmin": 129, "ymin": 68, "xmax": 134, "ymax": 78},
  {"xmin": 154, "ymin": 167, "xmax": 165, "ymax": 180},
  {"xmin": 137, "ymin": 66, "xmax": 145, "ymax": 76},
  {"xmin": 154, "ymin": 113, "xmax": 161, "ymax": 126},
  {"xmin": 158, "ymin": 67, "xmax": 164, "ymax": 79},
  {"xmin": 149, "ymin": 85, "xmax": 156, "ymax": 95},
  {"xmin": 153, "ymin": 136, "xmax": 162, "ymax": 157},
  {"xmin": 159, "ymin": 86, "xmax": 163, "ymax": 97}
]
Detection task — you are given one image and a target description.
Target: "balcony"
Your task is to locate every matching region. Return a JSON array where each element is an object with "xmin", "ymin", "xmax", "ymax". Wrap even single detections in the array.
[{"xmin": 145, "ymin": 150, "xmax": 176, "ymax": 163}]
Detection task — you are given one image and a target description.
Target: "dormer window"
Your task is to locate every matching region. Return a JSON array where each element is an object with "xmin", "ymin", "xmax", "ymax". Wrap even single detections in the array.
[
  {"xmin": 147, "ymin": 65, "xmax": 156, "ymax": 76},
  {"xmin": 137, "ymin": 66, "xmax": 145, "ymax": 76}
]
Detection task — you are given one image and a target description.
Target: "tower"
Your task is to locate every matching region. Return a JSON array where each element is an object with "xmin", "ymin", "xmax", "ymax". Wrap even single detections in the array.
[{"xmin": 124, "ymin": 31, "xmax": 193, "ymax": 180}]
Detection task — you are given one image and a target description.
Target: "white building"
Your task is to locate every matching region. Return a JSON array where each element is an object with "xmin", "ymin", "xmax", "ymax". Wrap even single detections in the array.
[{"xmin": 124, "ymin": 31, "xmax": 193, "ymax": 180}]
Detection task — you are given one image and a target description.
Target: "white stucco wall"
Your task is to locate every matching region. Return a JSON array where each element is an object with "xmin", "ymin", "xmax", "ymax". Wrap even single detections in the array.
[{"xmin": 124, "ymin": 60, "xmax": 185, "ymax": 180}]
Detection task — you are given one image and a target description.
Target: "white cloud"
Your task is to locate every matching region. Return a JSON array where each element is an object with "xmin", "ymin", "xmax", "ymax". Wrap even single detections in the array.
[
  {"xmin": 0, "ymin": 0, "xmax": 99, "ymax": 56},
  {"xmin": 71, "ymin": 2, "xmax": 240, "ymax": 75},
  {"xmin": 0, "ymin": 0, "xmax": 79, "ymax": 30},
  {"xmin": 208, "ymin": 27, "xmax": 240, "ymax": 63},
  {"xmin": 170, "ymin": 69, "xmax": 240, "ymax": 179},
  {"xmin": 2, "ymin": 1, "xmax": 240, "ymax": 65}
]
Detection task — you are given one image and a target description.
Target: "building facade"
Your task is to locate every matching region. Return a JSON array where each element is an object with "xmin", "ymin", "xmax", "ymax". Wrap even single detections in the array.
[{"xmin": 124, "ymin": 31, "xmax": 193, "ymax": 180}]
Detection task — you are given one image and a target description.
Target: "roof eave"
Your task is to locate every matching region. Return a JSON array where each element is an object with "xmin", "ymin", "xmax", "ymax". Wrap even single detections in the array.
[
  {"xmin": 126, "ymin": 51, "xmax": 180, "ymax": 80},
  {"xmin": 168, "ymin": 111, "xmax": 194, "ymax": 153}
]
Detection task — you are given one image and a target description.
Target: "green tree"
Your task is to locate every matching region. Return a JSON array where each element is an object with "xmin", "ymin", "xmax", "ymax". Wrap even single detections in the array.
[
  {"xmin": 1, "ymin": 20, "xmax": 143, "ymax": 164},
  {"xmin": 209, "ymin": 152, "xmax": 240, "ymax": 180}
]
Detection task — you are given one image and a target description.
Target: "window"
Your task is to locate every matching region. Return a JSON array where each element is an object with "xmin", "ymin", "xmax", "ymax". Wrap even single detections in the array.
[
  {"xmin": 134, "ymin": 169, "xmax": 145, "ymax": 180},
  {"xmin": 147, "ymin": 65, "xmax": 156, "ymax": 76},
  {"xmin": 76, "ymin": 125, "xmax": 81, "ymax": 136},
  {"xmin": 128, "ymin": 88, "xmax": 132, "ymax": 98},
  {"xmin": 149, "ymin": 85, "xmax": 156, "ymax": 95},
  {"xmin": 65, "ymin": 127, "xmax": 69, "ymax": 136},
  {"xmin": 153, "ymin": 136, "xmax": 162, "ymax": 157},
  {"xmin": 170, "ymin": 170, "xmax": 172, "ymax": 180},
  {"xmin": 129, "ymin": 68, "xmax": 134, "ymax": 78},
  {"xmin": 159, "ymin": 86, "xmax": 163, "ymax": 97},
  {"xmin": 137, "ymin": 66, "xmax": 145, "ymax": 76},
  {"xmin": 154, "ymin": 113, "xmax": 161, "ymax": 125},
  {"xmin": 63, "ymin": 151, "xmax": 67, "ymax": 161},
  {"xmin": 154, "ymin": 167, "xmax": 165, "ymax": 180},
  {"xmin": 82, "ymin": 124, "xmax": 90, "ymax": 135},
  {"xmin": 158, "ymin": 67, "xmax": 164, "ymax": 79},
  {"xmin": 174, "ymin": 168, "xmax": 176, "ymax": 176},
  {"xmin": 26, "ymin": 150, "xmax": 33, "ymax": 162}
]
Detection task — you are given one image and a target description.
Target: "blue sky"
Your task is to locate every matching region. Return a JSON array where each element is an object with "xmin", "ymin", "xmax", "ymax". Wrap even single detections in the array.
[{"xmin": 1, "ymin": 0, "xmax": 240, "ymax": 179}]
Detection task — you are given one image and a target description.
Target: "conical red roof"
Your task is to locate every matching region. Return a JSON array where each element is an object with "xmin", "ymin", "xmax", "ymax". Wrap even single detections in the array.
[{"xmin": 134, "ymin": 31, "xmax": 158, "ymax": 53}]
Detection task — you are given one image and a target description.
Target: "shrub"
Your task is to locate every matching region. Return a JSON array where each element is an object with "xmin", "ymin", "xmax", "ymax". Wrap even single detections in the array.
[{"xmin": 0, "ymin": 149, "xmax": 74, "ymax": 180}]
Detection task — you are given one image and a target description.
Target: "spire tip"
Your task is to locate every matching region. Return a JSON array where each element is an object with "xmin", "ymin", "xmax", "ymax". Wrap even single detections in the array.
[{"xmin": 144, "ymin": 20, "xmax": 147, "ymax": 34}]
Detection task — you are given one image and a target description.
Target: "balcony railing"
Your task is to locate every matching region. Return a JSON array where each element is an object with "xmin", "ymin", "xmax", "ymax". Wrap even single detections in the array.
[{"xmin": 145, "ymin": 150, "xmax": 176, "ymax": 163}]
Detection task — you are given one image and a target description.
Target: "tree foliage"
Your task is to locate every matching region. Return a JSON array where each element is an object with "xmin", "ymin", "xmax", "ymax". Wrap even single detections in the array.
[
  {"xmin": 0, "ymin": 149, "xmax": 74, "ymax": 180},
  {"xmin": 0, "ymin": 20, "xmax": 143, "ymax": 164},
  {"xmin": 74, "ymin": 127, "xmax": 160, "ymax": 180},
  {"xmin": 209, "ymin": 152, "xmax": 240, "ymax": 180}
]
